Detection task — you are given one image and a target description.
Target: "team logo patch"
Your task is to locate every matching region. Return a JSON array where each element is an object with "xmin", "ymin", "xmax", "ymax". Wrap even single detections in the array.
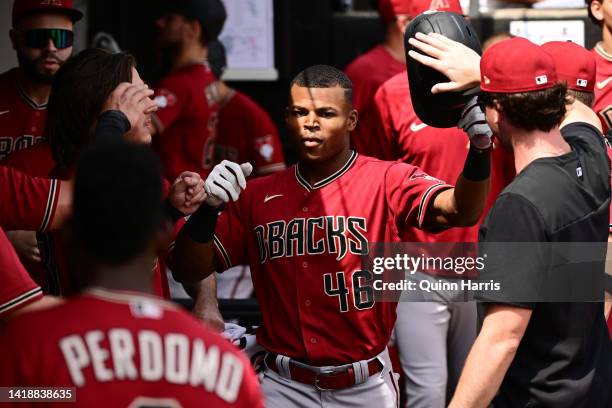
[
  {"xmin": 576, "ymin": 79, "xmax": 588, "ymax": 88},
  {"xmin": 535, "ymin": 75, "xmax": 548, "ymax": 85},
  {"xmin": 410, "ymin": 172, "xmax": 443, "ymax": 183},
  {"xmin": 129, "ymin": 299, "xmax": 163, "ymax": 319},
  {"xmin": 429, "ymin": 0, "xmax": 450, "ymax": 10},
  {"xmin": 154, "ymin": 89, "xmax": 177, "ymax": 109}
]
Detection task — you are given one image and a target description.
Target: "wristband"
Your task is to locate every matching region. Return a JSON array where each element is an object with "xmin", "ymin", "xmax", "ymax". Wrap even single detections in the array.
[
  {"xmin": 462, "ymin": 146, "xmax": 491, "ymax": 182},
  {"xmin": 185, "ymin": 204, "xmax": 220, "ymax": 243},
  {"xmin": 94, "ymin": 110, "xmax": 131, "ymax": 143},
  {"xmin": 163, "ymin": 199, "xmax": 185, "ymax": 223}
]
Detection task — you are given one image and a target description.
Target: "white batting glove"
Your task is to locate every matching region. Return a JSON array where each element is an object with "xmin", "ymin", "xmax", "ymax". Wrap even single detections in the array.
[
  {"xmin": 458, "ymin": 96, "xmax": 493, "ymax": 151},
  {"xmin": 205, "ymin": 160, "xmax": 254, "ymax": 207}
]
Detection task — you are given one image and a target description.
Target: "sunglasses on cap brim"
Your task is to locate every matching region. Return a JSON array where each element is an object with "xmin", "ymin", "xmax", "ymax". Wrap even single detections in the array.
[{"xmin": 22, "ymin": 29, "xmax": 74, "ymax": 50}]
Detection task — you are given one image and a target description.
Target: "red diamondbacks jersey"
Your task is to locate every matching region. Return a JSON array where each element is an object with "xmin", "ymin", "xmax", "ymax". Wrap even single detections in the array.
[
  {"xmin": 212, "ymin": 152, "xmax": 452, "ymax": 365},
  {"xmin": 0, "ymin": 69, "xmax": 47, "ymax": 160},
  {"xmin": 153, "ymin": 64, "xmax": 219, "ymax": 181},
  {"xmin": 592, "ymin": 44, "xmax": 612, "ymax": 133},
  {"xmin": 215, "ymin": 90, "xmax": 285, "ymax": 176},
  {"xmin": 0, "ymin": 226, "xmax": 43, "ymax": 318},
  {"xmin": 0, "ymin": 289, "xmax": 263, "ymax": 408},
  {"xmin": 0, "ymin": 165, "xmax": 60, "ymax": 232}
]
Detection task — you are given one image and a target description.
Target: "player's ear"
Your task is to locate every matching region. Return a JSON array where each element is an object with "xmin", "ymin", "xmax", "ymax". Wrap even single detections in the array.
[
  {"xmin": 347, "ymin": 108, "xmax": 358, "ymax": 132},
  {"xmin": 591, "ymin": 0, "xmax": 605, "ymax": 21}
]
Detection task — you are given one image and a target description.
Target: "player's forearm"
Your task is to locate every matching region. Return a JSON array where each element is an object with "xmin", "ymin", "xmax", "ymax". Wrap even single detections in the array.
[
  {"xmin": 190, "ymin": 275, "xmax": 225, "ymax": 332},
  {"xmin": 171, "ymin": 201, "xmax": 221, "ymax": 283},
  {"xmin": 171, "ymin": 231, "xmax": 218, "ymax": 284},
  {"xmin": 448, "ymin": 326, "xmax": 519, "ymax": 408},
  {"xmin": 450, "ymin": 174, "xmax": 489, "ymax": 226}
]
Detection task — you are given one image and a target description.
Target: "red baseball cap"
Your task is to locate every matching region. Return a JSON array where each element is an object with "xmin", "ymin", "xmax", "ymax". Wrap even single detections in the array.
[
  {"xmin": 541, "ymin": 41, "xmax": 595, "ymax": 92},
  {"xmin": 378, "ymin": 0, "xmax": 463, "ymax": 23},
  {"xmin": 480, "ymin": 37, "xmax": 557, "ymax": 93},
  {"xmin": 12, "ymin": 0, "xmax": 83, "ymax": 26}
]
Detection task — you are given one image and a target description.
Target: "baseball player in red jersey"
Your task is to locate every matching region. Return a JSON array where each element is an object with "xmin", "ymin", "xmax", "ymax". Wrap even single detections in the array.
[
  {"xmin": 0, "ymin": 0, "xmax": 81, "ymax": 160},
  {"xmin": 171, "ymin": 65, "xmax": 493, "ymax": 407},
  {"xmin": 344, "ymin": 0, "xmax": 407, "ymax": 114},
  {"xmin": 346, "ymin": 0, "xmax": 463, "ymax": 156},
  {"xmin": 151, "ymin": 0, "xmax": 227, "ymax": 182},
  {"xmin": 1, "ymin": 49, "xmax": 207, "ymax": 297},
  {"xmin": 208, "ymin": 41, "xmax": 286, "ymax": 177},
  {"xmin": 0, "ymin": 143, "xmax": 263, "ymax": 408}
]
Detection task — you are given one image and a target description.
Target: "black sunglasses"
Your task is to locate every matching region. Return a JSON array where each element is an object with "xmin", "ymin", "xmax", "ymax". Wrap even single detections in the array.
[{"xmin": 22, "ymin": 29, "xmax": 74, "ymax": 50}]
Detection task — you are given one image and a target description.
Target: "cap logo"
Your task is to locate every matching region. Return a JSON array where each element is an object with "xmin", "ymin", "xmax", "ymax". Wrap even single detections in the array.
[
  {"xmin": 483, "ymin": 75, "xmax": 491, "ymax": 85},
  {"xmin": 535, "ymin": 75, "xmax": 548, "ymax": 85},
  {"xmin": 41, "ymin": 0, "xmax": 64, "ymax": 5},
  {"xmin": 429, "ymin": 0, "xmax": 450, "ymax": 9},
  {"xmin": 576, "ymin": 79, "xmax": 588, "ymax": 88}
]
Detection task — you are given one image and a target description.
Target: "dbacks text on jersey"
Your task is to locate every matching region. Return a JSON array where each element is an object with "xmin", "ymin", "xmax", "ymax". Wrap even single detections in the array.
[{"xmin": 254, "ymin": 216, "xmax": 369, "ymax": 263}]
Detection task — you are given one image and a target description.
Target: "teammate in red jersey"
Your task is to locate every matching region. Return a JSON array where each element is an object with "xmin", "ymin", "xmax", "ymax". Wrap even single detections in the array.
[
  {"xmin": 208, "ymin": 40, "xmax": 286, "ymax": 177},
  {"xmin": 587, "ymin": 0, "xmax": 612, "ymax": 132},
  {"xmin": 346, "ymin": 0, "xmax": 463, "ymax": 156},
  {"xmin": 0, "ymin": 142, "xmax": 263, "ymax": 408},
  {"xmin": 344, "ymin": 0, "xmax": 407, "ymax": 114},
  {"xmin": 171, "ymin": 65, "xmax": 492, "ymax": 407},
  {"xmin": 0, "ymin": 0, "xmax": 82, "ymax": 160},
  {"xmin": 151, "ymin": 0, "xmax": 226, "ymax": 181},
  {"xmin": 1, "ymin": 48, "xmax": 206, "ymax": 297}
]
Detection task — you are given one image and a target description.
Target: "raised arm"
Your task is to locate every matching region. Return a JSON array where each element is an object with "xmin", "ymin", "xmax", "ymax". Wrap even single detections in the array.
[{"xmin": 423, "ymin": 97, "xmax": 492, "ymax": 230}]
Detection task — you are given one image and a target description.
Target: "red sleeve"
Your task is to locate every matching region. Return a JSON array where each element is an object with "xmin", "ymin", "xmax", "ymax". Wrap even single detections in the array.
[
  {"xmin": 385, "ymin": 163, "xmax": 453, "ymax": 230},
  {"xmin": 249, "ymin": 109, "xmax": 286, "ymax": 175},
  {"xmin": 154, "ymin": 75, "xmax": 188, "ymax": 131},
  {"xmin": 0, "ymin": 166, "xmax": 60, "ymax": 231},
  {"xmin": 0, "ymin": 227, "xmax": 42, "ymax": 318},
  {"xmin": 212, "ymin": 200, "xmax": 248, "ymax": 271}
]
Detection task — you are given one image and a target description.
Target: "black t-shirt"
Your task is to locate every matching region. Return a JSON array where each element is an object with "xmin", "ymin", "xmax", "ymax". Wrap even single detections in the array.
[{"xmin": 477, "ymin": 123, "xmax": 612, "ymax": 408}]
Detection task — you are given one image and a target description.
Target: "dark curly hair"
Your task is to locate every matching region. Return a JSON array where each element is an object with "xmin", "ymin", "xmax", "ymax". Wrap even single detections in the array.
[
  {"xmin": 479, "ymin": 83, "xmax": 569, "ymax": 132},
  {"xmin": 290, "ymin": 64, "xmax": 353, "ymax": 105},
  {"xmin": 44, "ymin": 48, "xmax": 135, "ymax": 168}
]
